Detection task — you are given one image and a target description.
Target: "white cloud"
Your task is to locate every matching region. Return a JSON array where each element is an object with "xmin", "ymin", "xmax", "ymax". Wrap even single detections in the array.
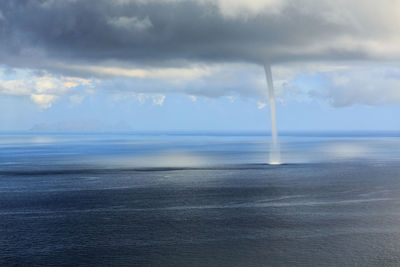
[
  {"xmin": 226, "ymin": 96, "xmax": 235, "ymax": 103},
  {"xmin": 152, "ymin": 94, "xmax": 166, "ymax": 106},
  {"xmin": 65, "ymin": 62, "xmax": 400, "ymax": 107},
  {"xmin": 0, "ymin": 79, "xmax": 31, "ymax": 96},
  {"xmin": 135, "ymin": 93, "xmax": 147, "ymax": 104},
  {"xmin": 0, "ymin": 69, "xmax": 92, "ymax": 108},
  {"xmin": 257, "ymin": 102, "xmax": 267, "ymax": 109},
  {"xmin": 52, "ymin": 62, "xmax": 214, "ymax": 80},
  {"xmin": 128, "ymin": 92, "xmax": 166, "ymax": 106},
  {"xmin": 30, "ymin": 94, "xmax": 57, "ymax": 109},
  {"xmin": 188, "ymin": 95, "xmax": 197, "ymax": 102},
  {"xmin": 2, "ymin": 62, "xmax": 400, "ymax": 109},
  {"xmin": 313, "ymin": 66, "xmax": 400, "ymax": 107}
]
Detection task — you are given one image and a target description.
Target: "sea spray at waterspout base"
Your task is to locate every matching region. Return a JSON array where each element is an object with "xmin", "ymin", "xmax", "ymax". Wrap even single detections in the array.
[{"xmin": 264, "ymin": 64, "xmax": 281, "ymax": 165}]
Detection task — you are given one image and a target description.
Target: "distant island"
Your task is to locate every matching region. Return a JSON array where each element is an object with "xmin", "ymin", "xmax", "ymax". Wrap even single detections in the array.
[{"xmin": 30, "ymin": 120, "xmax": 132, "ymax": 132}]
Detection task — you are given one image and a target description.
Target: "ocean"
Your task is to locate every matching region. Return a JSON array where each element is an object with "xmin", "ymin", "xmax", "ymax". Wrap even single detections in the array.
[{"xmin": 1, "ymin": 132, "xmax": 400, "ymax": 266}]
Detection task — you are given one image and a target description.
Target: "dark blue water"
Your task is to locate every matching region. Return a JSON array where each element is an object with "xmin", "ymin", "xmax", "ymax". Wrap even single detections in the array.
[{"xmin": 1, "ymin": 132, "xmax": 400, "ymax": 266}]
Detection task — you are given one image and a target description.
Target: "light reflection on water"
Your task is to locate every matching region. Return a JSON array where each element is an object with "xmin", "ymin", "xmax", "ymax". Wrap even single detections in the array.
[
  {"xmin": 0, "ymin": 131, "xmax": 399, "ymax": 169},
  {"xmin": 1, "ymin": 132, "xmax": 400, "ymax": 266}
]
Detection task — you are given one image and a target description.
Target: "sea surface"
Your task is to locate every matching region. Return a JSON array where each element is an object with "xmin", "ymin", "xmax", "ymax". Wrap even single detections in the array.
[{"xmin": 1, "ymin": 131, "xmax": 400, "ymax": 266}]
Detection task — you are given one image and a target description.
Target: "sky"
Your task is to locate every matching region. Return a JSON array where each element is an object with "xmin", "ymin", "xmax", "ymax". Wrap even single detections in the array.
[{"xmin": 0, "ymin": 0, "xmax": 400, "ymax": 131}]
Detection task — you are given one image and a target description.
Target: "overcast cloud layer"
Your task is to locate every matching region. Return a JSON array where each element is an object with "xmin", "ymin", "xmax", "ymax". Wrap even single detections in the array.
[{"xmin": 1, "ymin": 0, "xmax": 400, "ymax": 108}]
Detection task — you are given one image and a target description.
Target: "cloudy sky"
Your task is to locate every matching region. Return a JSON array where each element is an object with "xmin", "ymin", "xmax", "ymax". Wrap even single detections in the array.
[{"xmin": 0, "ymin": 0, "xmax": 399, "ymax": 131}]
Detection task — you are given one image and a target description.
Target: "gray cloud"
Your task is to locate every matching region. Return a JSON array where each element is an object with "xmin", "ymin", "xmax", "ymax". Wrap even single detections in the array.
[
  {"xmin": 1, "ymin": 0, "xmax": 400, "ymax": 108},
  {"xmin": 310, "ymin": 66, "xmax": 400, "ymax": 107},
  {"xmin": 1, "ymin": 0, "xmax": 400, "ymax": 72}
]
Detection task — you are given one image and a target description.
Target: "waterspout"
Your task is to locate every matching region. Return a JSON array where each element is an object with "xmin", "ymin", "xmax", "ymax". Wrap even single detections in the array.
[{"xmin": 264, "ymin": 63, "xmax": 281, "ymax": 165}]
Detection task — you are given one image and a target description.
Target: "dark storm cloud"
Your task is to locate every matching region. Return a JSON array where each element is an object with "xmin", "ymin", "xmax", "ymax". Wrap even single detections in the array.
[
  {"xmin": 1, "ymin": 0, "xmax": 397, "ymax": 74},
  {"xmin": 1, "ymin": 0, "xmax": 400, "ymax": 109}
]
